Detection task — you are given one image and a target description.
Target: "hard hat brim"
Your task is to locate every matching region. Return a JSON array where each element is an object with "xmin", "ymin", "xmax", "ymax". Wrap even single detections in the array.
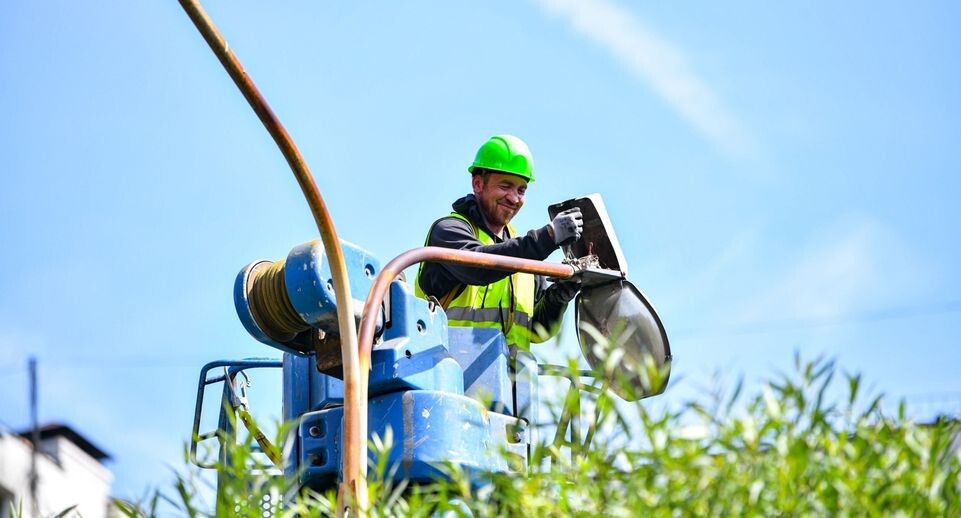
[{"xmin": 467, "ymin": 165, "xmax": 534, "ymax": 183}]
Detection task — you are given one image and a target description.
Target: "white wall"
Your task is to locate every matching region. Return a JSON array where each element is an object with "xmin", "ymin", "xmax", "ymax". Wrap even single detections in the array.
[{"xmin": 0, "ymin": 431, "xmax": 113, "ymax": 518}]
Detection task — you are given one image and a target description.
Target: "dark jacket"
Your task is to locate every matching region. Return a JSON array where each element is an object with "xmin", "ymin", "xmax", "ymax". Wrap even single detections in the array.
[{"xmin": 417, "ymin": 194, "xmax": 569, "ymax": 334}]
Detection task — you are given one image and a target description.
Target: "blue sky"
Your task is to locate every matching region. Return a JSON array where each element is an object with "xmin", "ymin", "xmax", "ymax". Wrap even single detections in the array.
[{"xmin": 2, "ymin": 0, "xmax": 960, "ymax": 502}]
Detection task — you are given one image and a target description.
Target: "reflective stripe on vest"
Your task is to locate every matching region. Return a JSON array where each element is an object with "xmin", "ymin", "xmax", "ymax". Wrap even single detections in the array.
[
  {"xmin": 414, "ymin": 212, "xmax": 541, "ymax": 349},
  {"xmin": 444, "ymin": 306, "xmax": 531, "ymax": 330}
]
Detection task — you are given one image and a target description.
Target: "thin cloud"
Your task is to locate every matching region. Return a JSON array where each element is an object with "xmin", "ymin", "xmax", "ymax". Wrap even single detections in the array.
[
  {"xmin": 660, "ymin": 229, "xmax": 761, "ymax": 311},
  {"xmin": 743, "ymin": 226, "xmax": 878, "ymax": 322},
  {"xmin": 534, "ymin": 0, "xmax": 757, "ymax": 159},
  {"xmin": 670, "ymin": 218, "xmax": 934, "ymax": 342},
  {"xmin": 731, "ymin": 219, "xmax": 930, "ymax": 328}
]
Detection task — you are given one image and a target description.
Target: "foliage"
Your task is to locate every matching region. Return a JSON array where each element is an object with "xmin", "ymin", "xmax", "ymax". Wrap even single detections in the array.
[
  {"xmin": 113, "ymin": 353, "xmax": 961, "ymax": 517},
  {"xmin": 464, "ymin": 354, "xmax": 961, "ymax": 517}
]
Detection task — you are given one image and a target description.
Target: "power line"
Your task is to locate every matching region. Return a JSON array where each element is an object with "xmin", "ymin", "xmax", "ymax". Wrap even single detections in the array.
[
  {"xmin": 903, "ymin": 391, "xmax": 961, "ymax": 403},
  {"xmin": 2, "ymin": 300, "xmax": 959, "ymax": 369},
  {"xmin": 0, "ymin": 358, "xmax": 231, "ymax": 375},
  {"xmin": 0, "ymin": 366, "xmax": 22, "ymax": 376},
  {"xmin": 674, "ymin": 299, "xmax": 961, "ymax": 341}
]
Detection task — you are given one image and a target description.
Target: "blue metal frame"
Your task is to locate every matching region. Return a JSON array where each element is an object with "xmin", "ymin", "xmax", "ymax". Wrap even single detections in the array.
[
  {"xmin": 234, "ymin": 240, "xmax": 381, "ymax": 355},
  {"xmin": 190, "ymin": 358, "xmax": 284, "ymax": 469},
  {"xmin": 298, "ymin": 390, "xmax": 528, "ymax": 487},
  {"xmin": 208, "ymin": 243, "xmax": 554, "ymax": 494},
  {"xmin": 286, "ymin": 279, "xmax": 537, "ymax": 490},
  {"xmin": 283, "ymin": 239, "xmax": 381, "ymax": 330}
]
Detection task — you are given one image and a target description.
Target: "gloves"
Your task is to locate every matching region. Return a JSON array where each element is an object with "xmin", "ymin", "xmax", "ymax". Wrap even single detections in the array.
[
  {"xmin": 545, "ymin": 278, "xmax": 582, "ymax": 306},
  {"xmin": 550, "ymin": 207, "xmax": 584, "ymax": 246}
]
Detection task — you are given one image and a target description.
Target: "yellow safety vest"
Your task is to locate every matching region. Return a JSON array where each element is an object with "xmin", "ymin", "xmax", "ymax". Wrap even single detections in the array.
[{"xmin": 414, "ymin": 213, "xmax": 546, "ymax": 350}]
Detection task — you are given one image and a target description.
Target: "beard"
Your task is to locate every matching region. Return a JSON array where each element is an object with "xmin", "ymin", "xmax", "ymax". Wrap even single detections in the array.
[
  {"xmin": 473, "ymin": 172, "xmax": 526, "ymax": 232},
  {"xmin": 479, "ymin": 195, "xmax": 519, "ymax": 229}
]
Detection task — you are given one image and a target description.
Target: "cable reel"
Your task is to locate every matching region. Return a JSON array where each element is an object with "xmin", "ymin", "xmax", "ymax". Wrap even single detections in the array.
[{"xmin": 234, "ymin": 240, "xmax": 381, "ymax": 369}]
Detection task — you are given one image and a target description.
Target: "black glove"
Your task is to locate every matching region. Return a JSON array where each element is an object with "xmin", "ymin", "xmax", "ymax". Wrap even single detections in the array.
[
  {"xmin": 550, "ymin": 207, "xmax": 584, "ymax": 246},
  {"xmin": 544, "ymin": 278, "xmax": 582, "ymax": 306}
]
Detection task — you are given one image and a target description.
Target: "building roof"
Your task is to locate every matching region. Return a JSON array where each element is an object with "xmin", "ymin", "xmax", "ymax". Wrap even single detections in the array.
[{"xmin": 18, "ymin": 423, "xmax": 111, "ymax": 462}]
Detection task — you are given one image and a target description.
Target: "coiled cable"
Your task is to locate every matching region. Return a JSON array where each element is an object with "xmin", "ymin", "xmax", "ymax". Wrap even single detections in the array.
[{"xmin": 247, "ymin": 260, "xmax": 310, "ymax": 342}]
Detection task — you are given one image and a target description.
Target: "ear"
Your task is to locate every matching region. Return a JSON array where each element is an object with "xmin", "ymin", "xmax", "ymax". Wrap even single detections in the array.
[{"xmin": 471, "ymin": 174, "xmax": 484, "ymax": 194}]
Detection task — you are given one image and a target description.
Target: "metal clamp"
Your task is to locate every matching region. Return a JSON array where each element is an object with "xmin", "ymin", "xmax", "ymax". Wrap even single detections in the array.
[{"xmin": 189, "ymin": 358, "xmax": 283, "ymax": 469}]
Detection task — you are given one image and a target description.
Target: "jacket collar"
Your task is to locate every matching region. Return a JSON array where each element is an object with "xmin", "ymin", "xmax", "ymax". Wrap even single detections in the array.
[{"xmin": 451, "ymin": 194, "xmax": 507, "ymax": 241}]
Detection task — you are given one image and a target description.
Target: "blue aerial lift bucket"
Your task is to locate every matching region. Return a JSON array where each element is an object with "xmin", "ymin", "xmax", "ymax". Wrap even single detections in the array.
[{"xmin": 190, "ymin": 193, "xmax": 670, "ymax": 497}]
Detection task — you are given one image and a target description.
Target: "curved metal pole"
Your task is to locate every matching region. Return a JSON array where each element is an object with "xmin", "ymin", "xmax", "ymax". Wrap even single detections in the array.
[
  {"xmin": 353, "ymin": 247, "xmax": 574, "ymax": 490},
  {"xmin": 351, "ymin": 248, "xmax": 572, "ymax": 510},
  {"xmin": 358, "ymin": 247, "xmax": 574, "ymax": 362},
  {"xmin": 176, "ymin": 1, "xmax": 365, "ymax": 511}
]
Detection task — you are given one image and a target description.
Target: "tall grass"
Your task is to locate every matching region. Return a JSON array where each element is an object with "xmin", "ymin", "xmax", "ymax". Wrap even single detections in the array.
[{"xmin": 112, "ymin": 353, "xmax": 961, "ymax": 517}]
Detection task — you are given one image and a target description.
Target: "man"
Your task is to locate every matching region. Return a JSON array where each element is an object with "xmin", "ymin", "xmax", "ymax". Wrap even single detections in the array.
[{"xmin": 414, "ymin": 134, "xmax": 584, "ymax": 349}]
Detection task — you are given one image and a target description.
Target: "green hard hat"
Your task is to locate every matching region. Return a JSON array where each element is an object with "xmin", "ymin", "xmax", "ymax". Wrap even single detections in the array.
[{"xmin": 468, "ymin": 135, "xmax": 535, "ymax": 182}]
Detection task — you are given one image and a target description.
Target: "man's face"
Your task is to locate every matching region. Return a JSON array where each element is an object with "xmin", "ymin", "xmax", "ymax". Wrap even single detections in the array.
[{"xmin": 472, "ymin": 171, "xmax": 528, "ymax": 230}]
